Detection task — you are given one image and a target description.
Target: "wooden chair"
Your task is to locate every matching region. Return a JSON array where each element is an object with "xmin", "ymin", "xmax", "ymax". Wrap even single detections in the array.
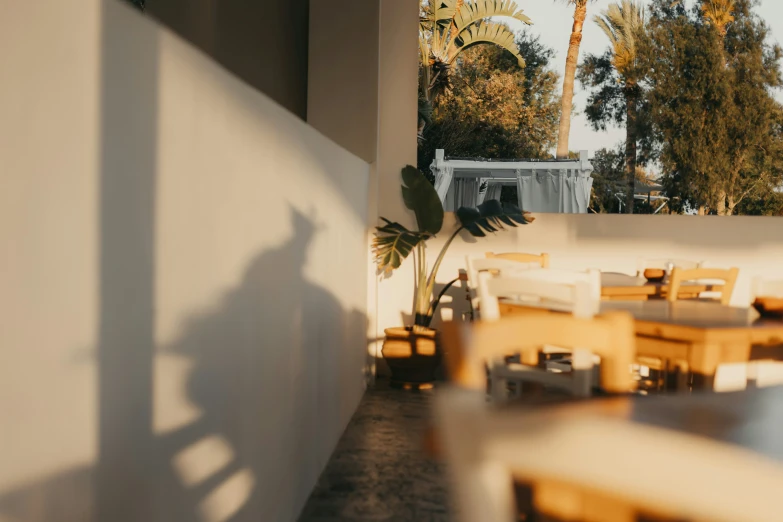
[
  {"xmin": 486, "ymin": 251, "xmax": 550, "ymax": 268},
  {"xmin": 484, "ymin": 267, "xmax": 602, "ymax": 313},
  {"xmin": 747, "ymin": 277, "xmax": 783, "ymax": 388},
  {"xmin": 477, "ymin": 272, "xmax": 599, "ymax": 321},
  {"xmin": 434, "ymin": 386, "xmax": 783, "ymax": 522},
  {"xmin": 666, "ymin": 267, "xmax": 739, "ymax": 306},
  {"xmin": 463, "ymin": 256, "xmax": 543, "ymax": 320},
  {"xmin": 636, "ymin": 258, "xmax": 702, "ymax": 277},
  {"xmin": 478, "ymin": 270, "xmax": 607, "ymax": 390},
  {"xmin": 442, "ymin": 306, "xmax": 637, "ymax": 398},
  {"xmin": 465, "ymin": 256, "xmax": 539, "ymax": 289}
]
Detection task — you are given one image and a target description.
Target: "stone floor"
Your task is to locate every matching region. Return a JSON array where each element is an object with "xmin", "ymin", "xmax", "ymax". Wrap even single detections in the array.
[{"xmin": 298, "ymin": 381, "xmax": 452, "ymax": 522}]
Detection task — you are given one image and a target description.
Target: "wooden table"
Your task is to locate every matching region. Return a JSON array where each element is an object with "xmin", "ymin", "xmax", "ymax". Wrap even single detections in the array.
[
  {"xmin": 499, "ymin": 299, "xmax": 783, "ymax": 389},
  {"xmin": 601, "ymin": 272, "xmax": 723, "ymax": 301},
  {"xmin": 603, "ymin": 300, "xmax": 783, "ymax": 388},
  {"xmin": 485, "ymin": 386, "xmax": 783, "ymax": 521}
]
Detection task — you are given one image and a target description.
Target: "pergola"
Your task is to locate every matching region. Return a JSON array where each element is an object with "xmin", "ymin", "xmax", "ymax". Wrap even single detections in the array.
[{"xmin": 430, "ymin": 149, "xmax": 595, "ymax": 213}]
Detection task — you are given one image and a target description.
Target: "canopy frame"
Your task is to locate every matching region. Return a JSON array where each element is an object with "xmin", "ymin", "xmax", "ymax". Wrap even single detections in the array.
[{"xmin": 431, "ymin": 149, "xmax": 594, "ymax": 214}]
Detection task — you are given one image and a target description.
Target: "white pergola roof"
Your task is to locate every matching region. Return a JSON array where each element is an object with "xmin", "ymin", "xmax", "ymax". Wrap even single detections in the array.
[{"xmin": 431, "ymin": 149, "xmax": 595, "ymax": 214}]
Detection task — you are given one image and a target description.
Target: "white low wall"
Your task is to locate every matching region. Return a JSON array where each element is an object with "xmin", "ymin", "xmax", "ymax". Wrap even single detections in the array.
[
  {"xmin": 378, "ymin": 211, "xmax": 783, "ymax": 332},
  {"xmin": 373, "ymin": 212, "xmax": 783, "ymax": 382},
  {"xmin": 401, "ymin": 213, "xmax": 783, "ymax": 325},
  {"xmin": 0, "ymin": 1, "xmax": 369, "ymax": 521}
]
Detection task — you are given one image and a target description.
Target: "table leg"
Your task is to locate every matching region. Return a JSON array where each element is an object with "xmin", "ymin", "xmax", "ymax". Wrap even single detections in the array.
[
  {"xmin": 688, "ymin": 343, "xmax": 721, "ymax": 391},
  {"xmin": 664, "ymin": 362, "xmax": 690, "ymax": 392},
  {"xmin": 691, "ymin": 372, "xmax": 716, "ymax": 390}
]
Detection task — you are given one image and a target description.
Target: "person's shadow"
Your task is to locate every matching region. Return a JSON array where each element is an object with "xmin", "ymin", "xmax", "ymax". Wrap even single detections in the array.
[
  {"xmin": 0, "ymin": 207, "xmax": 368, "ymax": 522},
  {"xmin": 155, "ymin": 207, "xmax": 367, "ymax": 521}
]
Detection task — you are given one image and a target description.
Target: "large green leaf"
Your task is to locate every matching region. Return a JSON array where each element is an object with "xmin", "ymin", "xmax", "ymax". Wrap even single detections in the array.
[
  {"xmin": 456, "ymin": 199, "xmax": 533, "ymax": 237},
  {"xmin": 372, "ymin": 219, "xmax": 429, "ymax": 274},
  {"xmin": 401, "ymin": 165, "xmax": 444, "ymax": 235}
]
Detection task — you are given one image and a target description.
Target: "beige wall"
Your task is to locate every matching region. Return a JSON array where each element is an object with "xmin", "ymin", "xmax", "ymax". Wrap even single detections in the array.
[
  {"xmin": 373, "ymin": 0, "xmax": 421, "ymax": 367},
  {"xmin": 308, "ymin": 0, "xmax": 380, "ymax": 163},
  {"xmin": 147, "ymin": 0, "xmax": 310, "ymax": 119},
  {"xmin": 0, "ymin": 1, "xmax": 369, "ymax": 521}
]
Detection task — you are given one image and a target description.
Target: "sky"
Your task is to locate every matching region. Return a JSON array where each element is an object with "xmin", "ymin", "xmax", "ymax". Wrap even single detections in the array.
[{"xmin": 506, "ymin": 0, "xmax": 783, "ymax": 155}]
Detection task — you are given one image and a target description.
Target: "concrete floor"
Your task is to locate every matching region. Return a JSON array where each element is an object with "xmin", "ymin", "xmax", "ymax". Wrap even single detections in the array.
[{"xmin": 298, "ymin": 382, "xmax": 452, "ymax": 522}]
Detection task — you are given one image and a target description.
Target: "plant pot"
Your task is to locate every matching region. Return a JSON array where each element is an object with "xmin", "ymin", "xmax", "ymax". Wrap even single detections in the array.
[{"xmin": 382, "ymin": 326, "xmax": 441, "ymax": 389}]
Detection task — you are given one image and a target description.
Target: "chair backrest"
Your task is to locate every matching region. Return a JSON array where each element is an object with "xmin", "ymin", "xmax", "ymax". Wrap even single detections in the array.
[
  {"xmin": 494, "ymin": 267, "xmax": 602, "ymax": 306},
  {"xmin": 486, "ymin": 251, "xmax": 550, "ymax": 268},
  {"xmin": 666, "ymin": 267, "xmax": 739, "ymax": 306},
  {"xmin": 464, "ymin": 256, "xmax": 539, "ymax": 289},
  {"xmin": 441, "ymin": 309, "xmax": 636, "ymax": 394},
  {"xmin": 434, "ymin": 386, "xmax": 783, "ymax": 522},
  {"xmin": 636, "ymin": 258, "xmax": 703, "ymax": 276},
  {"xmin": 477, "ymin": 272, "xmax": 598, "ymax": 320}
]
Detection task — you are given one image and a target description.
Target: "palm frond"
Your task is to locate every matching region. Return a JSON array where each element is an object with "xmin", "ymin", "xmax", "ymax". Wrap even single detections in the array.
[
  {"xmin": 701, "ymin": 0, "xmax": 736, "ymax": 36},
  {"xmin": 455, "ymin": 200, "xmax": 533, "ymax": 237},
  {"xmin": 452, "ymin": 0, "xmax": 532, "ymax": 36},
  {"xmin": 594, "ymin": 0, "xmax": 645, "ymax": 76},
  {"xmin": 448, "ymin": 22, "xmax": 525, "ymax": 67},
  {"xmin": 372, "ymin": 219, "xmax": 429, "ymax": 274}
]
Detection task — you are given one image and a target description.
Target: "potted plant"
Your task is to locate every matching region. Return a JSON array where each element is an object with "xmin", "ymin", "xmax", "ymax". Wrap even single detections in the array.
[{"xmin": 372, "ymin": 166, "xmax": 533, "ymax": 388}]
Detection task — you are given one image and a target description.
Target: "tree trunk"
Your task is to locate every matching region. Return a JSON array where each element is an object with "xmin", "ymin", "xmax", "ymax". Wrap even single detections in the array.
[
  {"xmin": 556, "ymin": 2, "xmax": 588, "ymax": 159},
  {"xmin": 624, "ymin": 83, "xmax": 637, "ymax": 214},
  {"xmin": 716, "ymin": 189, "xmax": 727, "ymax": 216},
  {"xmin": 726, "ymin": 195, "xmax": 736, "ymax": 216}
]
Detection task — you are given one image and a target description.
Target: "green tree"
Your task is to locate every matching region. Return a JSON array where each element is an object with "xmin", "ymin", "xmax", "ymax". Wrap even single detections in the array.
[
  {"xmin": 639, "ymin": 0, "xmax": 783, "ymax": 215},
  {"xmin": 588, "ymin": 147, "xmax": 626, "ymax": 213},
  {"xmin": 579, "ymin": 1, "xmax": 645, "ymax": 214},
  {"xmin": 418, "ymin": 31, "xmax": 561, "ymax": 174},
  {"xmin": 555, "ymin": 0, "xmax": 597, "ymax": 159},
  {"xmin": 701, "ymin": 0, "xmax": 736, "ymax": 37},
  {"xmin": 418, "ymin": 0, "xmax": 532, "ymax": 138}
]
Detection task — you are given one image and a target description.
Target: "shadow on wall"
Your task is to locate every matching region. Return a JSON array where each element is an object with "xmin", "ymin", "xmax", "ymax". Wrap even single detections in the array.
[
  {"xmin": 0, "ymin": 208, "xmax": 368, "ymax": 522},
  {"xmin": 0, "ymin": 1, "xmax": 366, "ymax": 520},
  {"xmin": 145, "ymin": 0, "xmax": 309, "ymax": 119}
]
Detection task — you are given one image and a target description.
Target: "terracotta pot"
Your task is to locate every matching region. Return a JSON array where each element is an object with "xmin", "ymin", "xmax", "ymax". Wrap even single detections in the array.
[{"xmin": 382, "ymin": 326, "xmax": 441, "ymax": 389}]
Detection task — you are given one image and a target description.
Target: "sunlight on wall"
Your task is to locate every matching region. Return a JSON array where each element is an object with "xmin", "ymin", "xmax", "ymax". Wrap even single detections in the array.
[
  {"xmin": 0, "ymin": 1, "xmax": 371, "ymax": 521},
  {"xmin": 198, "ymin": 469, "xmax": 255, "ymax": 522},
  {"xmin": 172, "ymin": 435, "xmax": 235, "ymax": 488}
]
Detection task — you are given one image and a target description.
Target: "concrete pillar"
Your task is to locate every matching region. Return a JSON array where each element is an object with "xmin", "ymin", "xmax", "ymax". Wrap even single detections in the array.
[
  {"xmin": 308, "ymin": 0, "xmax": 380, "ymax": 163},
  {"xmin": 376, "ymin": 0, "xmax": 419, "ymax": 225},
  {"xmin": 374, "ymin": 0, "xmax": 420, "ymax": 373},
  {"xmin": 310, "ymin": 0, "xmax": 419, "ymax": 375}
]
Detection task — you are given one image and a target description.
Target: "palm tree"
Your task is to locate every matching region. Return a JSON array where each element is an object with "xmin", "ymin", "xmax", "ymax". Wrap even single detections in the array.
[
  {"xmin": 669, "ymin": 0, "xmax": 735, "ymax": 37},
  {"xmin": 594, "ymin": 0, "xmax": 645, "ymax": 213},
  {"xmin": 699, "ymin": 0, "xmax": 736, "ymax": 214},
  {"xmin": 701, "ymin": 0, "xmax": 736, "ymax": 37},
  {"xmin": 555, "ymin": 0, "xmax": 595, "ymax": 159},
  {"xmin": 418, "ymin": 0, "xmax": 532, "ymax": 138}
]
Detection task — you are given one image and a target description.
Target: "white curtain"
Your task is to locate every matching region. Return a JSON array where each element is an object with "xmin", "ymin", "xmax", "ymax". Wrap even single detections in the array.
[
  {"xmin": 479, "ymin": 182, "xmax": 503, "ymax": 204},
  {"xmin": 453, "ymin": 178, "xmax": 481, "ymax": 209},
  {"xmin": 516, "ymin": 169, "xmax": 594, "ymax": 213},
  {"xmin": 432, "ymin": 163, "xmax": 454, "ymax": 203}
]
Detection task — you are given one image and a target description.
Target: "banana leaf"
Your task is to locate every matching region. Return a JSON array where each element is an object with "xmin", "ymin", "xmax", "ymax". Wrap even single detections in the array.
[
  {"xmin": 456, "ymin": 200, "xmax": 533, "ymax": 237},
  {"xmin": 401, "ymin": 165, "xmax": 444, "ymax": 235},
  {"xmin": 372, "ymin": 219, "xmax": 429, "ymax": 274}
]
